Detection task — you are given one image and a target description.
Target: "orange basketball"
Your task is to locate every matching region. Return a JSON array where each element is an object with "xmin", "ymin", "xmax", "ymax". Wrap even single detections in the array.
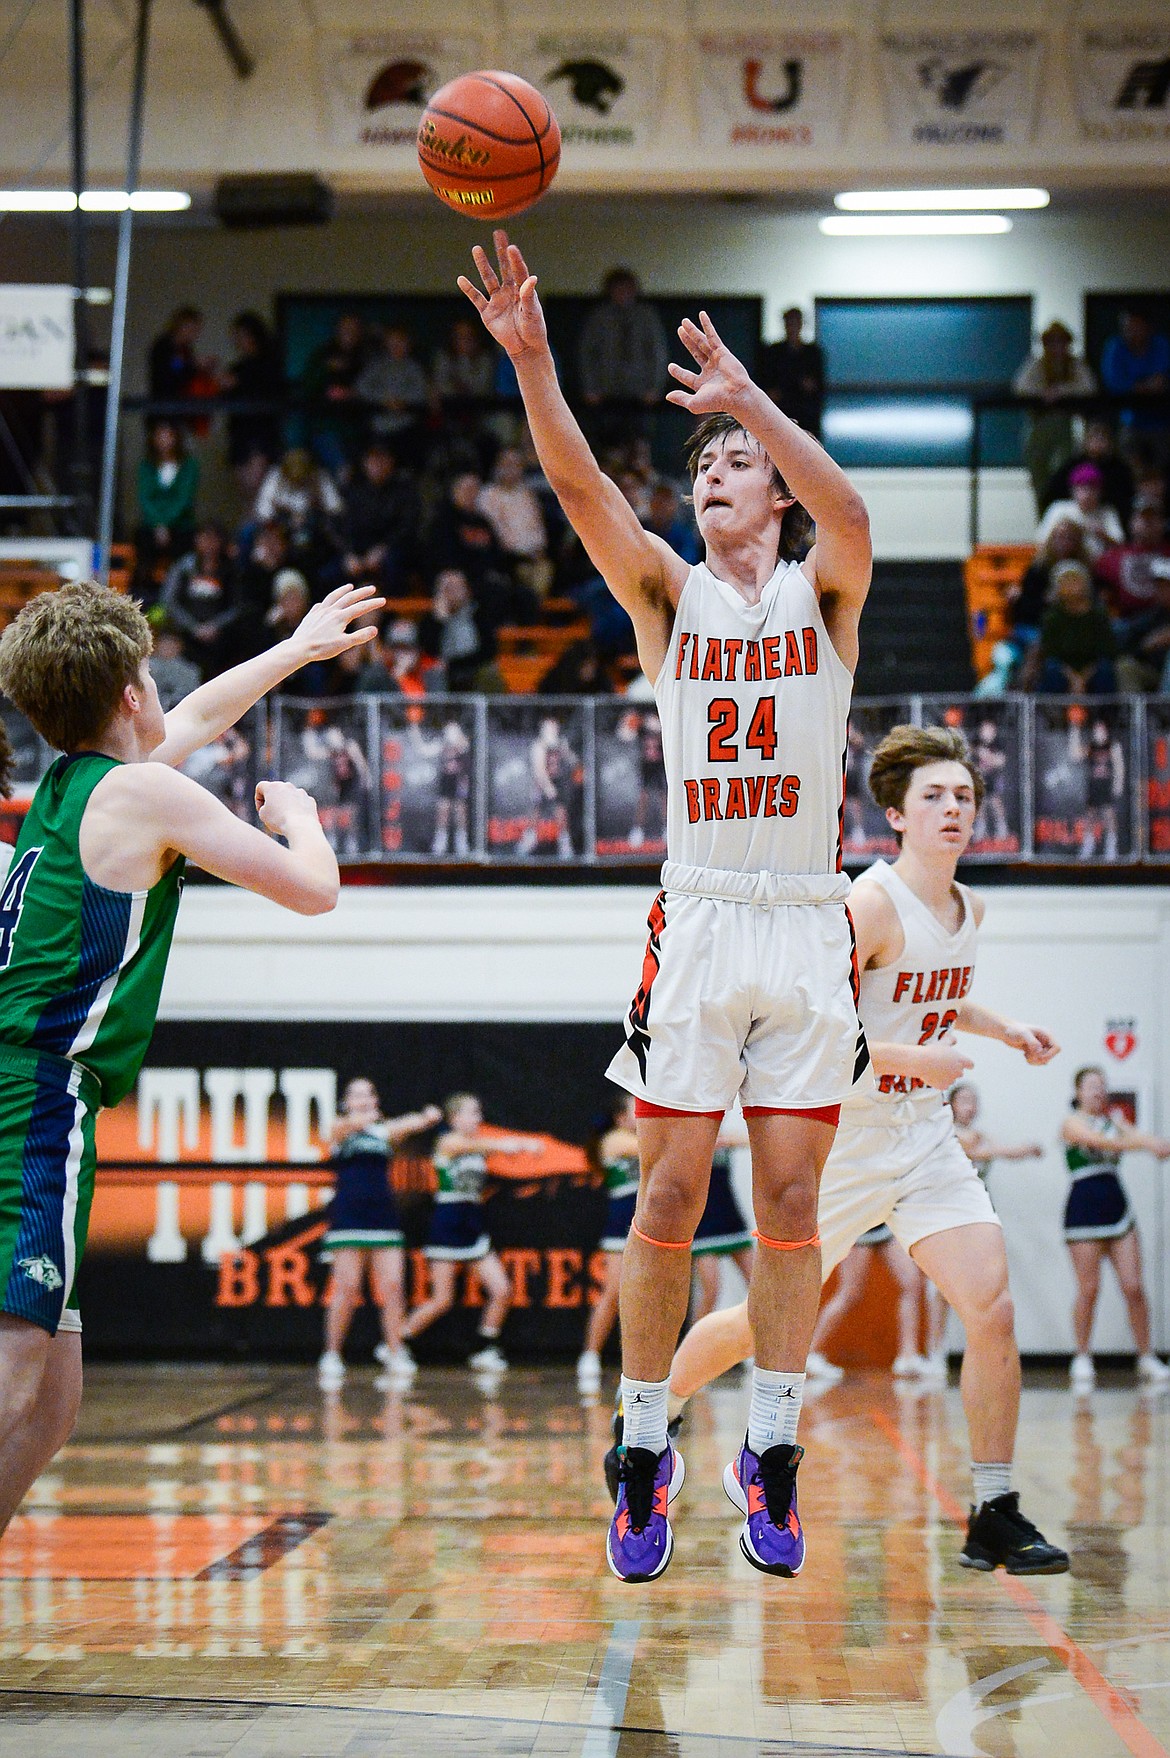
[{"xmin": 417, "ymin": 71, "xmax": 560, "ymax": 221}]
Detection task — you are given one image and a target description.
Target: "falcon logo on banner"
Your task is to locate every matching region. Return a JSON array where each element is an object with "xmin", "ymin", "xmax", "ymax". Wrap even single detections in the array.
[
  {"xmin": 1076, "ymin": 30, "xmax": 1170, "ymax": 139},
  {"xmin": 321, "ymin": 35, "xmax": 485, "ymax": 151},
  {"xmin": 879, "ymin": 32, "xmax": 1043, "ymax": 147},
  {"xmin": 512, "ymin": 34, "xmax": 664, "ymax": 149},
  {"xmin": 695, "ymin": 34, "xmax": 853, "ymax": 149}
]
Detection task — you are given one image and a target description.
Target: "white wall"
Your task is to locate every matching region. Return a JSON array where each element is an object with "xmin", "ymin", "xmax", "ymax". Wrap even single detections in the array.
[{"xmin": 163, "ymin": 881, "xmax": 1170, "ymax": 1353}]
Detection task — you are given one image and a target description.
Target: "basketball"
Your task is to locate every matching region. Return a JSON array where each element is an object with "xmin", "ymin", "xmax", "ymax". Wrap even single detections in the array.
[{"xmin": 417, "ymin": 71, "xmax": 560, "ymax": 221}]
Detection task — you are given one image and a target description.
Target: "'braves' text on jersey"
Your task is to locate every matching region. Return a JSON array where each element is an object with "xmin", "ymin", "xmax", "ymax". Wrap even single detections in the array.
[{"xmin": 655, "ymin": 559, "xmax": 853, "ymax": 876}]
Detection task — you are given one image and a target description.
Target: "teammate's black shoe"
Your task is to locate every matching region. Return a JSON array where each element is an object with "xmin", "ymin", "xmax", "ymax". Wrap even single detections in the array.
[
  {"xmin": 604, "ymin": 1403, "xmax": 683, "ymax": 1504},
  {"xmin": 959, "ymin": 1492, "xmax": 1069, "ymax": 1575}
]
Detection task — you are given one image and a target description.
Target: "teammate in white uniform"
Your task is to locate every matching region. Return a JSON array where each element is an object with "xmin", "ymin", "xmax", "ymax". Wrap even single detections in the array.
[
  {"xmin": 668, "ymin": 725, "xmax": 1070, "ymax": 1575},
  {"xmin": 461, "ymin": 233, "xmax": 872, "ymax": 1583}
]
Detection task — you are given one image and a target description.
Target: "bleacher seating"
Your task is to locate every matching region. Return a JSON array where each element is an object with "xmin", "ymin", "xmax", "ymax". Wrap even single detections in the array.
[{"xmin": 963, "ymin": 544, "xmax": 1034, "ymax": 679}]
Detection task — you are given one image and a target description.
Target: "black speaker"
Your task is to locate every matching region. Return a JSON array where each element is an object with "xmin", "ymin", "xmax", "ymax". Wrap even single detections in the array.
[{"xmin": 213, "ymin": 174, "xmax": 333, "ymax": 230}]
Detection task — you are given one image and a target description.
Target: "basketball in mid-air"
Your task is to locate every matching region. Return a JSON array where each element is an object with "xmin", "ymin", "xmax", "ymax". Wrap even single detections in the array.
[{"xmin": 417, "ymin": 71, "xmax": 560, "ymax": 220}]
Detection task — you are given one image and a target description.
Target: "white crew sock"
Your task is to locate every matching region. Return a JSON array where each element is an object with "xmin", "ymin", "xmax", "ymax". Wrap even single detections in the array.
[
  {"xmin": 971, "ymin": 1461, "xmax": 1012, "ymax": 1508},
  {"xmin": 667, "ymin": 1389, "xmax": 688, "ymax": 1424},
  {"xmin": 748, "ymin": 1368, "xmax": 805, "ymax": 1454},
  {"xmin": 620, "ymin": 1375, "xmax": 670, "ymax": 1455}
]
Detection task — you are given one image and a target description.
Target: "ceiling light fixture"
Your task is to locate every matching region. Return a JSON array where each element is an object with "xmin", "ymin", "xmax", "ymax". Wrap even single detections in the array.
[
  {"xmin": 834, "ymin": 188, "xmax": 1048, "ymax": 211},
  {"xmin": 0, "ymin": 190, "xmax": 190, "ymax": 212},
  {"xmin": 820, "ymin": 214, "xmax": 1013, "ymax": 236}
]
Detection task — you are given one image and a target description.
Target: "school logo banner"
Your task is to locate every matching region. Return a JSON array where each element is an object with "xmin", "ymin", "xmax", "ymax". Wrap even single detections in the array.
[
  {"xmin": 321, "ymin": 34, "xmax": 486, "ymax": 152},
  {"xmin": 0, "ymin": 285, "xmax": 74, "ymax": 390},
  {"xmin": 511, "ymin": 32, "xmax": 665, "ymax": 151},
  {"xmin": 695, "ymin": 33, "xmax": 854, "ymax": 151},
  {"xmin": 1075, "ymin": 29, "xmax": 1170, "ymax": 139},
  {"xmin": 879, "ymin": 31, "xmax": 1043, "ymax": 147}
]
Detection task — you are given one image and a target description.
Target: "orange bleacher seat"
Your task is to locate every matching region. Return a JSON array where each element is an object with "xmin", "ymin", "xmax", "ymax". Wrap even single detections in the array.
[
  {"xmin": 0, "ymin": 564, "xmax": 60, "ymax": 633},
  {"xmin": 107, "ymin": 544, "xmax": 135, "ymax": 594},
  {"xmin": 383, "ymin": 596, "xmax": 434, "ymax": 620},
  {"xmin": 494, "ymin": 621, "xmax": 590, "ymax": 657},
  {"xmin": 963, "ymin": 543, "xmax": 1034, "ymax": 679},
  {"xmin": 498, "ymin": 653, "xmax": 551, "ymax": 694}
]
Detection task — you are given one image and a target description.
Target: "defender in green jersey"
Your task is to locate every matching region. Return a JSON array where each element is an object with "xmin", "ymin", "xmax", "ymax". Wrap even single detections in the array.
[{"xmin": 0, "ymin": 578, "xmax": 382, "ymax": 1533}]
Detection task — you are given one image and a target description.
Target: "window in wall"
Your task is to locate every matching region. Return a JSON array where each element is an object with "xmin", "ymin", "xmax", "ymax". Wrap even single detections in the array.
[{"xmin": 814, "ymin": 296, "xmax": 1033, "ymax": 468}]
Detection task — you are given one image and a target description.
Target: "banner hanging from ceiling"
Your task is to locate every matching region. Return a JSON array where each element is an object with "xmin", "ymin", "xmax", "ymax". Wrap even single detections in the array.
[
  {"xmin": 879, "ymin": 31, "xmax": 1044, "ymax": 148},
  {"xmin": 321, "ymin": 33, "xmax": 486, "ymax": 153},
  {"xmin": 0, "ymin": 285, "xmax": 74, "ymax": 390},
  {"xmin": 1075, "ymin": 28, "xmax": 1170, "ymax": 139},
  {"xmin": 694, "ymin": 33, "xmax": 854, "ymax": 151},
  {"xmin": 510, "ymin": 32, "xmax": 665, "ymax": 152}
]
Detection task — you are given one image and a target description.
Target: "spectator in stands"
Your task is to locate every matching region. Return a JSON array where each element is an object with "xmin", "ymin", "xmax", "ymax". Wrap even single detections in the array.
[
  {"xmin": 160, "ymin": 521, "xmax": 240, "ymax": 678},
  {"xmin": 356, "ymin": 324, "xmax": 429, "ymax": 457},
  {"xmin": 1009, "ymin": 518, "xmax": 1088, "ymax": 655},
  {"xmin": 253, "ymin": 447, "xmax": 342, "ymax": 575},
  {"xmin": 424, "ymin": 471, "xmax": 519, "ymax": 623},
  {"xmin": 1013, "ymin": 321, "xmax": 1097, "ymax": 511},
  {"xmin": 1036, "ymin": 462, "xmax": 1124, "ymax": 563},
  {"xmin": 221, "ymin": 310, "xmax": 283, "ymax": 493},
  {"xmin": 235, "ymin": 518, "xmax": 292, "ymax": 657},
  {"xmin": 1032, "ymin": 561, "xmax": 1117, "ymax": 695},
  {"xmin": 419, "ymin": 568, "xmax": 494, "ymax": 691},
  {"xmin": 147, "ymin": 305, "xmax": 206, "ymax": 404},
  {"xmin": 477, "ymin": 446, "xmax": 551, "ymax": 597},
  {"xmin": 383, "ymin": 617, "xmax": 437, "ymax": 697},
  {"xmin": 148, "ymin": 622, "xmax": 200, "ymax": 712},
  {"xmin": 135, "ymin": 419, "xmax": 200, "ymax": 595},
  {"xmin": 336, "ymin": 439, "xmax": 419, "ymax": 593},
  {"xmin": 1115, "ymin": 572, "xmax": 1170, "ymax": 694},
  {"xmin": 644, "ymin": 479, "xmax": 700, "ymax": 564},
  {"xmin": 758, "ymin": 306, "xmax": 825, "ymax": 437},
  {"xmin": 1101, "ymin": 308, "xmax": 1170, "ymax": 399},
  {"xmin": 328, "ymin": 614, "xmax": 401, "ymax": 697},
  {"xmin": 432, "ymin": 317, "xmax": 495, "ymax": 404},
  {"xmin": 578, "ymin": 269, "xmax": 669, "ymax": 443},
  {"xmin": 302, "ymin": 312, "xmax": 369, "ymax": 470},
  {"xmin": 538, "ymin": 638, "xmax": 613, "ymax": 696},
  {"xmin": 1044, "ymin": 418, "xmax": 1135, "ymax": 530},
  {"xmin": 1096, "ymin": 498, "xmax": 1170, "ymax": 627}
]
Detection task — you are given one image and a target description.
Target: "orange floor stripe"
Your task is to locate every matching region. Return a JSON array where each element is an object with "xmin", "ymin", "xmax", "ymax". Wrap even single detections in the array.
[
  {"xmin": 869, "ymin": 1405, "xmax": 1170, "ymax": 1758},
  {"xmin": 0, "ymin": 1513, "xmax": 270, "ymax": 1580}
]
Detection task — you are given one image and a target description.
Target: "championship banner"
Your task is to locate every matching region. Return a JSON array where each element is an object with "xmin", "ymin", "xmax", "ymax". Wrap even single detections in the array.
[
  {"xmin": 0, "ymin": 284, "xmax": 74, "ymax": 390},
  {"xmin": 593, "ymin": 702, "xmax": 666, "ymax": 861},
  {"xmin": 878, "ymin": 32, "xmax": 1043, "ymax": 148},
  {"xmin": 694, "ymin": 33, "xmax": 853, "ymax": 151},
  {"xmin": 510, "ymin": 32, "xmax": 664, "ymax": 151},
  {"xmin": 1075, "ymin": 28, "xmax": 1170, "ymax": 140},
  {"xmin": 1031, "ymin": 699, "xmax": 1137, "ymax": 863},
  {"xmin": 920, "ymin": 697, "xmax": 1027, "ymax": 860},
  {"xmin": 320, "ymin": 33, "xmax": 486, "ymax": 153},
  {"xmin": 842, "ymin": 700, "xmax": 915, "ymax": 863},
  {"xmin": 78, "ymin": 1019, "xmax": 615, "ymax": 1361},
  {"xmin": 1143, "ymin": 698, "xmax": 1170, "ymax": 860},
  {"xmin": 484, "ymin": 698, "xmax": 588, "ymax": 863},
  {"xmin": 379, "ymin": 696, "xmax": 482, "ymax": 861}
]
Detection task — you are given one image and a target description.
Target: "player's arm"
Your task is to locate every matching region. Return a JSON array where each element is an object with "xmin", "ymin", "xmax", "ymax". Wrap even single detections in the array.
[
  {"xmin": 1061, "ymin": 1113, "xmax": 1170, "ymax": 1158},
  {"xmin": 954, "ymin": 1000, "xmax": 1060, "ymax": 1066},
  {"xmin": 382, "ymin": 1105, "xmax": 443, "ymax": 1146},
  {"xmin": 150, "ymin": 584, "xmax": 384, "ymax": 768},
  {"xmin": 849, "ymin": 879, "xmax": 971, "ymax": 1087},
  {"xmin": 459, "ymin": 232, "xmax": 688, "ymax": 673},
  {"xmin": 665, "ymin": 311, "xmax": 871, "ymax": 670},
  {"xmin": 869, "ymin": 1037, "xmax": 973, "ymax": 1088}
]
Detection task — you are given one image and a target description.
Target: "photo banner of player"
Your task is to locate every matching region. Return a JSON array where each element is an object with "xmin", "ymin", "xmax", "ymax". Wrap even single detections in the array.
[
  {"xmin": 593, "ymin": 701, "xmax": 666, "ymax": 861},
  {"xmin": 79, "ymin": 1018, "xmax": 621, "ymax": 1361},
  {"xmin": 484, "ymin": 697, "xmax": 589, "ymax": 863},
  {"xmin": 1074, "ymin": 28, "xmax": 1170, "ymax": 140},
  {"xmin": 1142, "ymin": 698, "xmax": 1170, "ymax": 861},
  {"xmin": 1031, "ymin": 698, "xmax": 1138, "ymax": 864},
  {"xmin": 878, "ymin": 31, "xmax": 1044, "ymax": 148},
  {"xmin": 274, "ymin": 697, "xmax": 379, "ymax": 862},
  {"xmin": 920, "ymin": 697, "xmax": 1027, "ymax": 860},
  {"xmin": 842, "ymin": 699, "xmax": 915, "ymax": 863},
  {"xmin": 694, "ymin": 33, "xmax": 854, "ymax": 152},
  {"xmin": 378, "ymin": 695, "xmax": 483, "ymax": 860},
  {"xmin": 510, "ymin": 32, "xmax": 665, "ymax": 153},
  {"xmin": 319, "ymin": 32, "xmax": 486, "ymax": 153}
]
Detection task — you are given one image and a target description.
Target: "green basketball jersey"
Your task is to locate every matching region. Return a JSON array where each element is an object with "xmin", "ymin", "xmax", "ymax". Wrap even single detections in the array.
[{"xmin": 0, "ymin": 753, "xmax": 184, "ymax": 1106}]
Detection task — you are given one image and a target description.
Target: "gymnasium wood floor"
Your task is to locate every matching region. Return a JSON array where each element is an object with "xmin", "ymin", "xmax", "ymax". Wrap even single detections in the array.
[{"xmin": 0, "ymin": 1364, "xmax": 1168, "ymax": 1758}]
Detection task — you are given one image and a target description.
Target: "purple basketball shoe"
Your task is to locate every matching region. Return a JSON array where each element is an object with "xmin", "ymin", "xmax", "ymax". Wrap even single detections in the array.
[
  {"xmin": 606, "ymin": 1441, "xmax": 685, "ymax": 1582},
  {"xmin": 723, "ymin": 1439, "xmax": 805, "ymax": 1577}
]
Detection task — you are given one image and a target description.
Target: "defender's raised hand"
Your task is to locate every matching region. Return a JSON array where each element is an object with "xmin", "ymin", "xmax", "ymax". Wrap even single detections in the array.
[
  {"xmin": 458, "ymin": 229, "xmax": 547, "ymax": 361},
  {"xmin": 666, "ymin": 311, "xmax": 754, "ymax": 417},
  {"xmin": 286, "ymin": 583, "xmax": 385, "ymax": 666}
]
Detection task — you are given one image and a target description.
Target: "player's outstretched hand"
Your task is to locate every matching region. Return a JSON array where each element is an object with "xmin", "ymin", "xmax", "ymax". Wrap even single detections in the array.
[
  {"xmin": 666, "ymin": 311, "xmax": 754, "ymax": 416},
  {"xmin": 1005, "ymin": 1023, "xmax": 1061, "ymax": 1065},
  {"xmin": 917, "ymin": 1036, "xmax": 974, "ymax": 1089},
  {"xmin": 458, "ymin": 229, "xmax": 547, "ymax": 360},
  {"xmin": 287, "ymin": 583, "xmax": 385, "ymax": 667},
  {"xmin": 255, "ymin": 779, "xmax": 321, "ymax": 837}
]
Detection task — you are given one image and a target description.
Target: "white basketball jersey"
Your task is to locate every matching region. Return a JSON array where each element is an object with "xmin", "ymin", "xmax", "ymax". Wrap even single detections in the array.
[
  {"xmin": 654, "ymin": 559, "xmax": 853, "ymax": 876},
  {"xmin": 842, "ymin": 860, "xmax": 979, "ymax": 1125}
]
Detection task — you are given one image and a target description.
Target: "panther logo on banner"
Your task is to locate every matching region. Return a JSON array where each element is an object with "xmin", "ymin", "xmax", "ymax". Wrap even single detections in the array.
[
  {"xmin": 695, "ymin": 33, "xmax": 853, "ymax": 150},
  {"xmin": 879, "ymin": 32, "xmax": 1043, "ymax": 147},
  {"xmin": 512, "ymin": 33, "xmax": 664, "ymax": 150},
  {"xmin": 1076, "ymin": 30, "xmax": 1170, "ymax": 139},
  {"xmin": 321, "ymin": 34, "xmax": 485, "ymax": 151}
]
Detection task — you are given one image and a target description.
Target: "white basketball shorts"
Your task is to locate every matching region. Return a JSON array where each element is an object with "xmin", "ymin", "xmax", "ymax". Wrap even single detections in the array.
[
  {"xmin": 817, "ymin": 1103, "xmax": 999, "ymax": 1280},
  {"xmin": 606, "ymin": 863, "xmax": 871, "ymax": 1114}
]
